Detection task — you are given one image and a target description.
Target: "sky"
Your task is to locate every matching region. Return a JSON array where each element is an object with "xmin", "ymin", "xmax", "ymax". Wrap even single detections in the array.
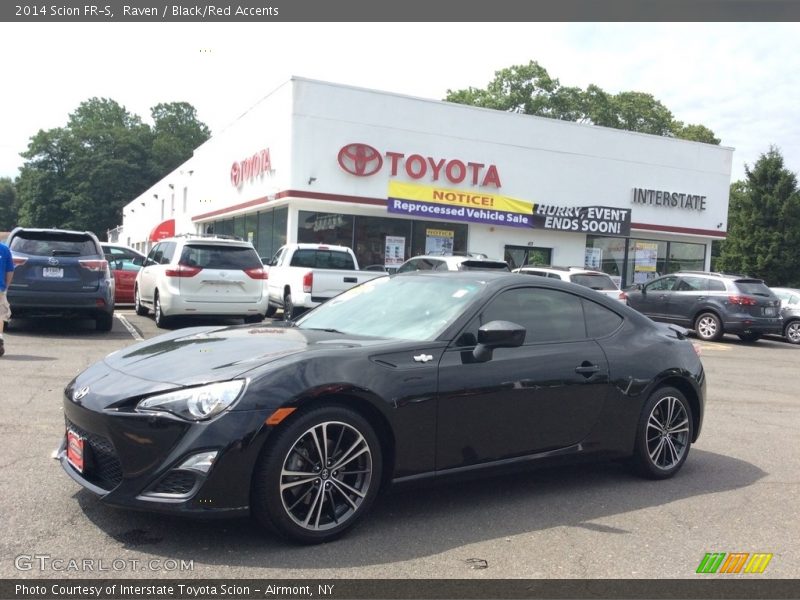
[{"xmin": 1, "ymin": 22, "xmax": 799, "ymax": 183}]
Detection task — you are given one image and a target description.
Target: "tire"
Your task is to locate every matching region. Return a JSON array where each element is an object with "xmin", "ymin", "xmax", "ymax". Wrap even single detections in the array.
[
  {"xmin": 244, "ymin": 314, "xmax": 265, "ymax": 324},
  {"xmin": 265, "ymin": 304, "xmax": 277, "ymax": 318},
  {"xmin": 785, "ymin": 320, "xmax": 800, "ymax": 345},
  {"xmin": 283, "ymin": 291, "xmax": 295, "ymax": 321},
  {"xmin": 251, "ymin": 404, "xmax": 383, "ymax": 544},
  {"xmin": 737, "ymin": 332, "xmax": 762, "ymax": 342},
  {"xmin": 134, "ymin": 285, "xmax": 148, "ymax": 316},
  {"xmin": 153, "ymin": 291, "xmax": 171, "ymax": 329},
  {"xmin": 630, "ymin": 386, "xmax": 693, "ymax": 480},
  {"xmin": 95, "ymin": 312, "xmax": 114, "ymax": 332},
  {"xmin": 694, "ymin": 312, "xmax": 722, "ymax": 341}
]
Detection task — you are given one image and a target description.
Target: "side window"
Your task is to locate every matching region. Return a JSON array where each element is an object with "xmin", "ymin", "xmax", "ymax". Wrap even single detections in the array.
[
  {"xmin": 707, "ymin": 279, "xmax": 726, "ymax": 292},
  {"xmin": 548, "ymin": 273, "xmax": 562, "ymax": 279},
  {"xmin": 396, "ymin": 259, "xmax": 419, "ymax": 274},
  {"xmin": 583, "ymin": 299, "xmax": 624, "ymax": 338},
  {"xmin": 465, "ymin": 287, "xmax": 587, "ymax": 344},
  {"xmin": 269, "ymin": 248, "xmax": 285, "ymax": 267},
  {"xmin": 148, "ymin": 243, "xmax": 163, "ymax": 265},
  {"xmin": 520, "ymin": 270, "xmax": 547, "ymax": 278},
  {"xmin": 160, "ymin": 242, "xmax": 177, "ymax": 264},
  {"xmin": 646, "ymin": 276, "xmax": 677, "ymax": 292},
  {"xmin": 432, "ymin": 260, "xmax": 449, "ymax": 271},
  {"xmin": 790, "ymin": 294, "xmax": 800, "ymax": 305},
  {"xmin": 675, "ymin": 276, "xmax": 707, "ymax": 292}
]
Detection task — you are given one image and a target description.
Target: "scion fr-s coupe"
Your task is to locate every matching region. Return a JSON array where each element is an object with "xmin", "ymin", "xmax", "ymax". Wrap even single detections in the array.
[{"xmin": 57, "ymin": 272, "xmax": 705, "ymax": 544}]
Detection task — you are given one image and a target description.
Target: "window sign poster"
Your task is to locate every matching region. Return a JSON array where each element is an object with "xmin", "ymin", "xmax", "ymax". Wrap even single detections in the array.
[
  {"xmin": 425, "ymin": 228, "xmax": 454, "ymax": 255},
  {"xmin": 634, "ymin": 242, "xmax": 658, "ymax": 272},
  {"xmin": 585, "ymin": 247, "xmax": 603, "ymax": 270},
  {"xmin": 384, "ymin": 236, "xmax": 406, "ymax": 267}
]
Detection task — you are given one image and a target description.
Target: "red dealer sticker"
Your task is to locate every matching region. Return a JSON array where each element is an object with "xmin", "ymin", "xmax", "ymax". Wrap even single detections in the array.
[{"xmin": 66, "ymin": 430, "xmax": 85, "ymax": 473}]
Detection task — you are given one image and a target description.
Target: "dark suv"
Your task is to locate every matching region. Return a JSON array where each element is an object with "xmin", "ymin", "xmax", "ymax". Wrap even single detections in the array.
[
  {"xmin": 6, "ymin": 228, "xmax": 115, "ymax": 331},
  {"xmin": 626, "ymin": 271, "xmax": 781, "ymax": 342}
]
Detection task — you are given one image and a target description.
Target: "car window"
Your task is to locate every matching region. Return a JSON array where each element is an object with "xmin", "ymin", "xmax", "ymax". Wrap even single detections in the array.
[
  {"xmin": 181, "ymin": 244, "xmax": 262, "ymax": 269},
  {"xmin": 791, "ymin": 294, "xmax": 800, "ymax": 305},
  {"xmin": 645, "ymin": 276, "xmax": 677, "ymax": 292},
  {"xmin": 518, "ymin": 270, "xmax": 548, "ymax": 278},
  {"xmin": 733, "ymin": 280, "xmax": 773, "ymax": 297},
  {"xmin": 570, "ymin": 273, "xmax": 617, "ymax": 290},
  {"xmin": 110, "ymin": 257, "xmax": 140, "ymax": 272},
  {"xmin": 149, "ymin": 243, "xmax": 164, "ymax": 265},
  {"xmin": 10, "ymin": 231, "xmax": 98, "ymax": 257},
  {"xmin": 583, "ymin": 300, "xmax": 624, "ymax": 338},
  {"xmin": 675, "ymin": 276, "xmax": 708, "ymax": 292},
  {"xmin": 475, "ymin": 287, "xmax": 587, "ymax": 344},
  {"xmin": 707, "ymin": 279, "xmax": 726, "ymax": 292},
  {"xmin": 290, "ymin": 249, "xmax": 356, "ymax": 270},
  {"xmin": 160, "ymin": 242, "xmax": 177, "ymax": 264}
]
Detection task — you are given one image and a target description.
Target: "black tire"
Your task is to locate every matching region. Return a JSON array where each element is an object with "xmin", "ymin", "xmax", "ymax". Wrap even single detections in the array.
[
  {"xmin": 95, "ymin": 312, "xmax": 114, "ymax": 332},
  {"xmin": 134, "ymin": 285, "xmax": 148, "ymax": 316},
  {"xmin": 153, "ymin": 291, "xmax": 171, "ymax": 329},
  {"xmin": 737, "ymin": 332, "xmax": 762, "ymax": 342},
  {"xmin": 630, "ymin": 386, "xmax": 693, "ymax": 480},
  {"xmin": 244, "ymin": 314, "xmax": 265, "ymax": 324},
  {"xmin": 784, "ymin": 320, "xmax": 800, "ymax": 345},
  {"xmin": 694, "ymin": 312, "xmax": 723, "ymax": 341},
  {"xmin": 251, "ymin": 404, "xmax": 383, "ymax": 544},
  {"xmin": 265, "ymin": 304, "xmax": 277, "ymax": 318},
  {"xmin": 283, "ymin": 291, "xmax": 294, "ymax": 321}
]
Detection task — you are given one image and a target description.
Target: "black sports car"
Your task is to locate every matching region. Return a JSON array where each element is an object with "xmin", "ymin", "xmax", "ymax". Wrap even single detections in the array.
[{"xmin": 57, "ymin": 272, "xmax": 705, "ymax": 544}]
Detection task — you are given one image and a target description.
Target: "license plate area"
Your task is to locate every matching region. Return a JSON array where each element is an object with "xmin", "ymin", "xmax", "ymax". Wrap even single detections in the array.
[
  {"xmin": 66, "ymin": 429, "xmax": 85, "ymax": 473},
  {"xmin": 43, "ymin": 267, "xmax": 64, "ymax": 278}
]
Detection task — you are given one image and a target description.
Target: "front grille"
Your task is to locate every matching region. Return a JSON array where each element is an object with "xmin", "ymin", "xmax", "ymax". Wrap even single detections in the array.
[
  {"xmin": 65, "ymin": 418, "xmax": 123, "ymax": 490},
  {"xmin": 150, "ymin": 470, "xmax": 197, "ymax": 496}
]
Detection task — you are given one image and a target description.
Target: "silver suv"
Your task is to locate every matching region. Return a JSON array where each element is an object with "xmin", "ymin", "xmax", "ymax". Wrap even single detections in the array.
[
  {"xmin": 514, "ymin": 266, "xmax": 627, "ymax": 303},
  {"xmin": 396, "ymin": 254, "xmax": 509, "ymax": 273},
  {"xmin": 134, "ymin": 235, "xmax": 269, "ymax": 328},
  {"xmin": 626, "ymin": 271, "xmax": 782, "ymax": 342}
]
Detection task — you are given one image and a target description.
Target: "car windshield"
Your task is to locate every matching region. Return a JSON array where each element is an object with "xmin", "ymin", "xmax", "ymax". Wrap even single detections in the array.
[
  {"xmin": 734, "ymin": 280, "xmax": 773, "ymax": 297},
  {"xmin": 10, "ymin": 231, "xmax": 97, "ymax": 257},
  {"xmin": 570, "ymin": 273, "xmax": 617, "ymax": 290},
  {"xmin": 296, "ymin": 275, "xmax": 485, "ymax": 341}
]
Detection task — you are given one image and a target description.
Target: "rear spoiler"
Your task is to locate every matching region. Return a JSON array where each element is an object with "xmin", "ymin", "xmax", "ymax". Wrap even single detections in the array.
[{"xmin": 656, "ymin": 322, "xmax": 690, "ymax": 340}]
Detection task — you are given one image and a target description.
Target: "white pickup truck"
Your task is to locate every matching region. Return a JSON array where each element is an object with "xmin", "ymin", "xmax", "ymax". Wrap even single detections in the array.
[{"xmin": 265, "ymin": 243, "xmax": 388, "ymax": 319}]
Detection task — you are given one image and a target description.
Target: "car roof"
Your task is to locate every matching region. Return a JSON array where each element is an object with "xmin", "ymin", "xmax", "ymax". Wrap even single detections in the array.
[{"xmin": 10, "ymin": 226, "xmax": 99, "ymax": 238}]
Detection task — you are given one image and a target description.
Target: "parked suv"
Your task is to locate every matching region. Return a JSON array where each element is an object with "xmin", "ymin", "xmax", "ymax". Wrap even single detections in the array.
[
  {"xmin": 396, "ymin": 253, "xmax": 509, "ymax": 273},
  {"xmin": 626, "ymin": 271, "xmax": 782, "ymax": 342},
  {"xmin": 6, "ymin": 227, "xmax": 115, "ymax": 331},
  {"xmin": 134, "ymin": 235, "xmax": 269, "ymax": 328},
  {"xmin": 514, "ymin": 266, "xmax": 628, "ymax": 303}
]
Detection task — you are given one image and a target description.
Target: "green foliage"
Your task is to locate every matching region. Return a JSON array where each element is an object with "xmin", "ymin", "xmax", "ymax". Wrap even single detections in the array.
[
  {"xmin": 14, "ymin": 97, "xmax": 210, "ymax": 238},
  {"xmin": 717, "ymin": 148, "xmax": 800, "ymax": 286},
  {"xmin": 0, "ymin": 177, "xmax": 18, "ymax": 231},
  {"xmin": 445, "ymin": 60, "xmax": 720, "ymax": 144}
]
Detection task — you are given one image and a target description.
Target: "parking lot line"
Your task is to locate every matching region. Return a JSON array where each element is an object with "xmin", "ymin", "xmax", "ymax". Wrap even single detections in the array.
[{"xmin": 115, "ymin": 313, "xmax": 144, "ymax": 341}]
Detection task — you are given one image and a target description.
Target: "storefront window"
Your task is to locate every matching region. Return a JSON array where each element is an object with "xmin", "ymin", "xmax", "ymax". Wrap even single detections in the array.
[
  {"xmin": 233, "ymin": 216, "xmax": 246, "ymax": 241},
  {"xmin": 353, "ymin": 216, "xmax": 412, "ymax": 269},
  {"xmin": 256, "ymin": 210, "xmax": 273, "ymax": 257},
  {"xmin": 627, "ymin": 239, "xmax": 668, "ymax": 286},
  {"xmin": 244, "ymin": 213, "xmax": 258, "ymax": 246},
  {"xmin": 411, "ymin": 220, "xmax": 468, "ymax": 257},
  {"xmin": 297, "ymin": 211, "xmax": 354, "ymax": 247},
  {"xmin": 585, "ymin": 236, "xmax": 627, "ymax": 287},
  {"xmin": 667, "ymin": 241, "xmax": 706, "ymax": 273},
  {"xmin": 504, "ymin": 245, "xmax": 552, "ymax": 270},
  {"xmin": 273, "ymin": 207, "xmax": 287, "ymax": 250}
]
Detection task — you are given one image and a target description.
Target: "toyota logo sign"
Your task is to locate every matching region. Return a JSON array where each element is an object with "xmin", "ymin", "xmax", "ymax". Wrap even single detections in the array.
[{"xmin": 337, "ymin": 143, "xmax": 383, "ymax": 177}]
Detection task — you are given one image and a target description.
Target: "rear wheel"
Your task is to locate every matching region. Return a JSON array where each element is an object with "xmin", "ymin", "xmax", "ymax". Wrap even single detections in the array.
[
  {"xmin": 265, "ymin": 304, "xmax": 277, "ymax": 318},
  {"xmin": 785, "ymin": 320, "xmax": 800, "ymax": 345},
  {"xmin": 95, "ymin": 312, "xmax": 114, "ymax": 332},
  {"xmin": 251, "ymin": 405, "xmax": 383, "ymax": 544},
  {"xmin": 244, "ymin": 314, "xmax": 265, "ymax": 324},
  {"xmin": 694, "ymin": 312, "xmax": 722, "ymax": 341},
  {"xmin": 631, "ymin": 386, "xmax": 693, "ymax": 479},
  {"xmin": 153, "ymin": 291, "xmax": 171, "ymax": 329},
  {"xmin": 134, "ymin": 285, "xmax": 148, "ymax": 316},
  {"xmin": 283, "ymin": 291, "xmax": 295, "ymax": 321},
  {"xmin": 738, "ymin": 332, "xmax": 762, "ymax": 342}
]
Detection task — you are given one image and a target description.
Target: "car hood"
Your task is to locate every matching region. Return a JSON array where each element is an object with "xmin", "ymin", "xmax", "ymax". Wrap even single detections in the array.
[{"xmin": 101, "ymin": 322, "xmax": 391, "ymax": 386}]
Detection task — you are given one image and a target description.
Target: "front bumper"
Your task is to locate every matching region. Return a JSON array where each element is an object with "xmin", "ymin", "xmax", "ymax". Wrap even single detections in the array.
[{"xmin": 58, "ymin": 393, "xmax": 274, "ymax": 517}]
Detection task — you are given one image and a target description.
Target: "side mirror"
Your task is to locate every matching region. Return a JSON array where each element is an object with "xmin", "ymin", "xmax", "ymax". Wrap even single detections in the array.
[{"xmin": 473, "ymin": 320, "xmax": 526, "ymax": 362}]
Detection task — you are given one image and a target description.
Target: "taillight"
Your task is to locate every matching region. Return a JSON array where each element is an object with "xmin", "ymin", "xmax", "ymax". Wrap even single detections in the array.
[
  {"xmin": 165, "ymin": 264, "xmax": 202, "ymax": 277},
  {"xmin": 727, "ymin": 295, "xmax": 758, "ymax": 306},
  {"xmin": 12, "ymin": 256, "xmax": 27, "ymax": 267},
  {"xmin": 302, "ymin": 271, "xmax": 313, "ymax": 293},
  {"xmin": 244, "ymin": 267, "xmax": 268, "ymax": 280},
  {"xmin": 618, "ymin": 291, "xmax": 628, "ymax": 301},
  {"xmin": 79, "ymin": 259, "xmax": 109, "ymax": 272}
]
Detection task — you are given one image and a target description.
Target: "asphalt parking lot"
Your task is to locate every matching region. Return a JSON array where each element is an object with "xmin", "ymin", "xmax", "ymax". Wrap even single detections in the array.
[{"xmin": 0, "ymin": 310, "xmax": 798, "ymax": 579}]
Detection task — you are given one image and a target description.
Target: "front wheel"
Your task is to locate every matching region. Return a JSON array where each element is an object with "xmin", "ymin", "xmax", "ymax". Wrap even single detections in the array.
[
  {"xmin": 251, "ymin": 405, "xmax": 383, "ymax": 544},
  {"xmin": 785, "ymin": 320, "xmax": 800, "ymax": 345},
  {"xmin": 630, "ymin": 386, "xmax": 693, "ymax": 480},
  {"xmin": 134, "ymin": 285, "xmax": 148, "ymax": 316},
  {"xmin": 694, "ymin": 312, "xmax": 722, "ymax": 341},
  {"xmin": 153, "ymin": 291, "xmax": 171, "ymax": 329}
]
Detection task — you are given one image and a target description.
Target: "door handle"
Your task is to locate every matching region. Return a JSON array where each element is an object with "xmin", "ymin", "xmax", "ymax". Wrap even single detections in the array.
[
  {"xmin": 575, "ymin": 363, "xmax": 600, "ymax": 377},
  {"xmin": 344, "ymin": 277, "xmax": 357, "ymax": 283}
]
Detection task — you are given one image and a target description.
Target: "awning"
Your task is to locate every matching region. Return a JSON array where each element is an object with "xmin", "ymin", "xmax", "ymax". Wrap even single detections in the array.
[{"xmin": 148, "ymin": 219, "xmax": 175, "ymax": 242}]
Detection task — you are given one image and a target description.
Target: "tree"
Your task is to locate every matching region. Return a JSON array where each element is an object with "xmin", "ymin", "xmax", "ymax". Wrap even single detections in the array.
[
  {"xmin": 717, "ymin": 147, "xmax": 800, "ymax": 286},
  {"xmin": 445, "ymin": 60, "xmax": 720, "ymax": 144},
  {"xmin": 14, "ymin": 97, "xmax": 210, "ymax": 238},
  {"xmin": 0, "ymin": 178, "xmax": 18, "ymax": 231}
]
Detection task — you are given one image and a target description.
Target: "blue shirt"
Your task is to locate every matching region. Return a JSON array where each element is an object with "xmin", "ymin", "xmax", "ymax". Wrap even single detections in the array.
[{"xmin": 0, "ymin": 242, "xmax": 13, "ymax": 292}]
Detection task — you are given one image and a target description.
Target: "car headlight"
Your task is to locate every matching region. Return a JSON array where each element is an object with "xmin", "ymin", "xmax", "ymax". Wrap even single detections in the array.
[{"xmin": 137, "ymin": 380, "xmax": 246, "ymax": 421}]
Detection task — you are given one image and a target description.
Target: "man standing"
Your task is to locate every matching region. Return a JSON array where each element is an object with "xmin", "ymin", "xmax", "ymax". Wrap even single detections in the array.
[{"xmin": 0, "ymin": 238, "xmax": 14, "ymax": 357}]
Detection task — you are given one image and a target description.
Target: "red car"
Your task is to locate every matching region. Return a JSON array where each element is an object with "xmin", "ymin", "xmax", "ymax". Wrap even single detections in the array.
[{"xmin": 101, "ymin": 243, "xmax": 144, "ymax": 304}]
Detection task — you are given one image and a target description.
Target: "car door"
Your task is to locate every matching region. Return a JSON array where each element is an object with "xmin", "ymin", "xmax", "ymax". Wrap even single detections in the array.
[
  {"xmin": 627, "ymin": 275, "xmax": 678, "ymax": 320},
  {"xmin": 435, "ymin": 285, "xmax": 612, "ymax": 470},
  {"xmin": 666, "ymin": 275, "xmax": 710, "ymax": 327},
  {"xmin": 137, "ymin": 243, "xmax": 163, "ymax": 304}
]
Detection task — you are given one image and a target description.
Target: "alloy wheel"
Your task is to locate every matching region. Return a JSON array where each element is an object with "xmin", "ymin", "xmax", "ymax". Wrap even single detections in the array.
[
  {"xmin": 786, "ymin": 321, "xmax": 800, "ymax": 345},
  {"xmin": 696, "ymin": 314, "xmax": 720, "ymax": 340},
  {"xmin": 646, "ymin": 395, "xmax": 690, "ymax": 471},
  {"xmin": 279, "ymin": 421, "xmax": 373, "ymax": 532}
]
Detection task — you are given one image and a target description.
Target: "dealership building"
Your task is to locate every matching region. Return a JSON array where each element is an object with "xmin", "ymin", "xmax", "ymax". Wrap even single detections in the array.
[{"xmin": 119, "ymin": 77, "xmax": 733, "ymax": 287}]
